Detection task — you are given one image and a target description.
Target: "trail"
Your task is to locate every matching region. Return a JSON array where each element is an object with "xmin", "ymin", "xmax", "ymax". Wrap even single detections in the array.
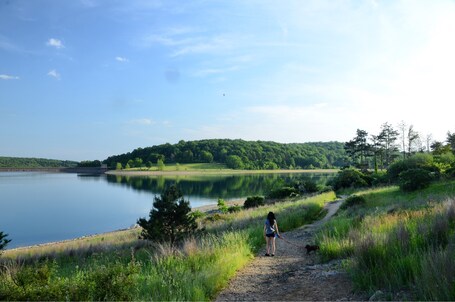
[{"xmin": 215, "ymin": 198, "xmax": 366, "ymax": 301}]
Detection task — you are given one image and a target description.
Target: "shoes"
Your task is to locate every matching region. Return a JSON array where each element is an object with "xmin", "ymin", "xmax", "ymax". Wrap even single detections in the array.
[
  {"xmin": 265, "ymin": 253, "xmax": 270, "ymax": 256},
  {"xmin": 271, "ymin": 254, "xmax": 275, "ymax": 257}
]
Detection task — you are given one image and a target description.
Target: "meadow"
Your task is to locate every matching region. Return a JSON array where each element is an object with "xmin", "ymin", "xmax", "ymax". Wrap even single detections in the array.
[
  {"xmin": 0, "ymin": 192, "xmax": 336, "ymax": 301},
  {"xmin": 316, "ymin": 180, "xmax": 455, "ymax": 300}
]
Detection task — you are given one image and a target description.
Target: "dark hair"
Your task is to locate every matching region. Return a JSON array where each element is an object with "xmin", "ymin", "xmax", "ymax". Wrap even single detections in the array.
[{"xmin": 267, "ymin": 211, "xmax": 275, "ymax": 226}]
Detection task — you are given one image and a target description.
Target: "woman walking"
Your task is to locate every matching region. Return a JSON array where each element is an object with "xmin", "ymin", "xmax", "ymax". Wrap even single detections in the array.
[{"xmin": 264, "ymin": 211, "xmax": 280, "ymax": 256}]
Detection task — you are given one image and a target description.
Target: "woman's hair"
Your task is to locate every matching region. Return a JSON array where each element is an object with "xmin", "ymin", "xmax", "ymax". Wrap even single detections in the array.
[{"xmin": 267, "ymin": 211, "xmax": 275, "ymax": 225}]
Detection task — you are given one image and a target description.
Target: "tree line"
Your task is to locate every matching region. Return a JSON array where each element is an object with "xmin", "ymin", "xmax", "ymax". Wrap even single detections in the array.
[
  {"xmin": 344, "ymin": 121, "xmax": 455, "ymax": 171},
  {"xmin": 103, "ymin": 139, "xmax": 349, "ymax": 170},
  {"xmin": 0, "ymin": 157, "xmax": 78, "ymax": 169}
]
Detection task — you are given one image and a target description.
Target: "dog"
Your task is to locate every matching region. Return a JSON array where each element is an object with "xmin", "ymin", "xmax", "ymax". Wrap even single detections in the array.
[{"xmin": 305, "ymin": 244, "xmax": 320, "ymax": 255}]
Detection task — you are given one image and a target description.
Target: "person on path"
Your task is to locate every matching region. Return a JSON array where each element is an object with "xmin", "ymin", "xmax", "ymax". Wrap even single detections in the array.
[{"xmin": 264, "ymin": 211, "xmax": 280, "ymax": 256}]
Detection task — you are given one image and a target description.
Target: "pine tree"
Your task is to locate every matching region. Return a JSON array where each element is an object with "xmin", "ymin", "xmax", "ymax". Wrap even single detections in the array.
[
  {"xmin": 137, "ymin": 185, "xmax": 196, "ymax": 245},
  {"xmin": 0, "ymin": 231, "xmax": 11, "ymax": 254}
]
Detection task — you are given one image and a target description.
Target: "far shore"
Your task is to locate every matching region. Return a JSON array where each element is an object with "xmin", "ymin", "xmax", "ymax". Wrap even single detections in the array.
[{"xmin": 106, "ymin": 168, "xmax": 338, "ymax": 176}]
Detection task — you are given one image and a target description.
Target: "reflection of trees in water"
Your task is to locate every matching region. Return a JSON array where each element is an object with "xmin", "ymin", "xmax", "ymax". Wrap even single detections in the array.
[{"xmin": 105, "ymin": 173, "xmax": 334, "ymax": 199}]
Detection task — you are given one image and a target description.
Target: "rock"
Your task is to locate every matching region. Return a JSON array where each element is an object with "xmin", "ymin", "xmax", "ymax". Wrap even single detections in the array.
[{"xmin": 369, "ymin": 290, "xmax": 384, "ymax": 301}]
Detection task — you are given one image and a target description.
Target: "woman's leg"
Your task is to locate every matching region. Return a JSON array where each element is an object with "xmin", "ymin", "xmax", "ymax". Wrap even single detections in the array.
[
  {"xmin": 266, "ymin": 237, "xmax": 271, "ymax": 255},
  {"xmin": 271, "ymin": 237, "xmax": 276, "ymax": 255}
]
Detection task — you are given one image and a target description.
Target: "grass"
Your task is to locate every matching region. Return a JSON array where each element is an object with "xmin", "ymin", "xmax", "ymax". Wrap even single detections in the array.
[
  {"xmin": 315, "ymin": 179, "xmax": 455, "ymax": 300},
  {"xmin": 114, "ymin": 163, "xmax": 338, "ymax": 174},
  {"xmin": 0, "ymin": 192, "xmax": 336, "ymax": 301}
]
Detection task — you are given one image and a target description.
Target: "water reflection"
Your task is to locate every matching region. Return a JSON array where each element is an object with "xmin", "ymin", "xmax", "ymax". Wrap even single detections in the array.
[{"xmin": 105, "ymin": 173, "xmax": 334, "ymax": 200}]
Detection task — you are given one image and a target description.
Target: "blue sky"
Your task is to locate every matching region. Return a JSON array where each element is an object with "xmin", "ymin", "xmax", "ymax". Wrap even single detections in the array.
[{"xmin": 1, "ymin": 0, "xmax": 455, "ymax": 161}]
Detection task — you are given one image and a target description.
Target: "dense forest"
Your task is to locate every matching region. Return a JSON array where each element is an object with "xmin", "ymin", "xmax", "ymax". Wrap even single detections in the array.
[
  {"xmin": 103, "ymin": 139, "xmax": 349, "ymax": 170},
  {"xmin": 0, "ymin": 157, "xmax": 78, "ymax": 168}
]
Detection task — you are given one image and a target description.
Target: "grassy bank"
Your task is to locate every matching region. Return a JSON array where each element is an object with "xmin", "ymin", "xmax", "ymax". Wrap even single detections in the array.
[
  {"xmin": 316, "ymin": 180, "xmax": 455, "ymax": 300},
  {"xmin": 0, "ymin": 192, "xmax": 336, "ymax": 301},
  {"xmin": 108, "ymin": 163, "xmax": 338, "ymax": 176}
]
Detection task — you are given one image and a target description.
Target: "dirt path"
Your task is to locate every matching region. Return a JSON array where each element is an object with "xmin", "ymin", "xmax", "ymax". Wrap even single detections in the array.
[{"xmin": 215, "ymin": 199, "xmax": 367, "ymax": 301}]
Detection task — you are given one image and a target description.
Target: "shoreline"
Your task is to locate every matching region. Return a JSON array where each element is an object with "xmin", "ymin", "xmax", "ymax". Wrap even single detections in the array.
[{"xmin": 106, "ymin": 168, "xmax": 338, "ymax": 176}]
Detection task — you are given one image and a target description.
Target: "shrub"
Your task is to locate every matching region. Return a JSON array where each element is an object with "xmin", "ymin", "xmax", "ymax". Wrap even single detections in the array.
[
  {"xmin": 399, "ymin": 168, "xmax": 433, "ymax": 191},
  {"xmin": 243, "ymin": 196, "xmax": 265, "ymax": 209},
  {"xmin": 340, "ymin": 195, "xmax": 366, "ymax": 210},
  {"xmin": 301, "ymin": 179, "xmax": 318, "ymax": 193},
  {"xmin": 388, "ymin": 154, "xmax": 440, "ymax": 183},
  {"xmin": 330, "ymin": 168, "xmax": 368, "ymax": 191},
  {"xmin": 267, "ymin": 187, "xmax": 299, "ymax": 199},
  {"xmin": 228, "ymin": 205, "xmax": 242, "ymax": 213},
  {"xmin": 217, "ymin": 199, "xmax": 228, "ymax": 214}
]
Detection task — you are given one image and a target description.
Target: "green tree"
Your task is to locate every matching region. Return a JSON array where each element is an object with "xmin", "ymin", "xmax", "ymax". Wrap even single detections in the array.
[
  {"xmin": 447, "ymin": 131, "xmax": 455, "ymax": 153},
  {"xmin": 200, "ymin": 151, "xmax": 214, "ymax": 163},
  {"xmin": 115, "ymin": 162, "xmax": 123, "ymax": 170},
  {"xmin": 137, "ymin": 186, "xmax": 196, "ymax": 245},
  {"xmin": 157, "ymin": 159, "xmax": 165, "ymax": 171},
  {"xmin": 0, "ymin": 231, "xmax": 11, "ymax": 254},
  {"xmin": 133, "ymin": 157, "xmax": 143, "ymax": 168},
  {"xmin": 377, "ymin": 122, "xmax": 399, "ymax": 168},
  {"xmin": 226, "ymin": 155, "xmax": 244, "ymax": 169},
  {"xmin": 345, "ymin": 129, "xmax": 370, "ymax": 168}
]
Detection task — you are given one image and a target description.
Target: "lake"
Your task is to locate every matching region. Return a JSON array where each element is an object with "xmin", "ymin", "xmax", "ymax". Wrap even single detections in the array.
[{"xmin": 0, "ymin": 171, "xmax": 334, "ymax": 248}]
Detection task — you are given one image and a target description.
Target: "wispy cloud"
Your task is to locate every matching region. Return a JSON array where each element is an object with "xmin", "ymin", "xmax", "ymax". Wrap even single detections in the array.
[
  {"xmin": 192, "ymin": 65, "xmax": 239, "ymax": 77},
  {"xmin": 142, "ymin": 26, "xmax": 242, "ymax": 57},
  {"xmin": 47, "ymin": 69, "xmax": 61, "ymax": 79},
  {"xmin": 0, "ymin": 74, "xmax": 19, "ymax": 80},
  {"xmin": 46, "ymin": 38, "xmax": 64, "ymax": 49},
  {"xmin": 129, "ymin": 118, "xmax": 155, "ymax": 125},
  {"xmin": 115, "ymin": 56, "xmax": 129, "ymax": 62}
]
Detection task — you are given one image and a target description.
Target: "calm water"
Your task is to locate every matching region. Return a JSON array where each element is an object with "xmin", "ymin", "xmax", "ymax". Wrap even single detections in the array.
[{"xmin": 0, "ymin": 171, "xmax": 334, "ymax": 248}]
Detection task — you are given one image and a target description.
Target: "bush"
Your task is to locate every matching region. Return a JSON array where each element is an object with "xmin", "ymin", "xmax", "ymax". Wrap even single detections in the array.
[
  {"xmin": 301, "ymin": 179, "xmax": 318, "ymax": 193},
  {"xmin": 330, "ymin": 168, "xmax": 368, "ymax": 191},
  {"xmin": 228, "ymin": 205, "xmax": 242, "ymax": 213},
  {"xmin": 267, "ymin": 187, "xmax": 299, "ymax": 199},
  {"xmin": 243, "ymin": 196, "xmax": 265, "ymax": 209},
  {"xmin": 340, "ymin": 195, "xmax": 366, "ymax": 210},
  {"xmin": 399, "ymin": 168, "xmax": 433, "ymax": 191},
  {"xmin": 388, "ymin": 154, "xmax": 440, "ymax": 183},
  {"xmin": 217, "ymin": 199, "xmax": 228, "ymax": 214}
]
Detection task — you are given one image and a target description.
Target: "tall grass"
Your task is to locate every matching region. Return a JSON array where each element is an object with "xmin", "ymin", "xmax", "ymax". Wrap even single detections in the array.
[
  {"xmin": 0, "ymin": 192, "xmax": 336, "ymax": 301},
  {"xmin": 316, "ymin": 180, "xmax": 455, "ymax": 299}
]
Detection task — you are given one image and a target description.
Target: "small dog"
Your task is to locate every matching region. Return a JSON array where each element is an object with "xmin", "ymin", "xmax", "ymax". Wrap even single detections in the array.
[{"xmin": 305, "ymin": 244, "xmax": 320, "ymax": 255}]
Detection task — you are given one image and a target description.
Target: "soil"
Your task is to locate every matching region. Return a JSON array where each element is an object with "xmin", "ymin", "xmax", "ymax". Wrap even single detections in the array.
[{"xmin": 215, "ymin": 199, "xmax": 369, "ymax": 301}]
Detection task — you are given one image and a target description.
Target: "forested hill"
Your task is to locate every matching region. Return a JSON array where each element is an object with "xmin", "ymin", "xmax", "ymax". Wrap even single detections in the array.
[
  {"xmin": 104, "ymin": 139, "xmax": 349, "ymax": 170},
  {"xmin": 0, "ymin": 157, "xmax": 78, "ymax": 169}
]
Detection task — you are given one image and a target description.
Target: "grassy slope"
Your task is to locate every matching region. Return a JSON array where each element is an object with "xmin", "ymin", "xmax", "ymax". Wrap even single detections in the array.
[
  {"xmin": 0, "ymin": 192, "xmax": 336, "ymax": 301},
  {"xmin": 316, "ymin": 180, "xmax": 455, "ymax": 300}
]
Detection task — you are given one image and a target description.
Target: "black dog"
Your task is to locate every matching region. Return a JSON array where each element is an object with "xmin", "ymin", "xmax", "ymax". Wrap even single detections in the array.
[{"xmin": 305, "ymin": 244, "xmax": 320, "ymax": 255}]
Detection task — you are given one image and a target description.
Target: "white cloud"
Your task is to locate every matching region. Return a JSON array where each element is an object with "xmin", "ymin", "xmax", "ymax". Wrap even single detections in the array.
[
  {"xmin": 115, "ymin": 56, "xmax": 129, "ymax": 62},
  {"xmin": 46, "ymin": 38, "xmax": 64, "ymax": 49},
  {"xmin": 47, "ymin": 69, "xmax": 61, "ymax": 79},
  {"xmin": 0, "ymin": 74, "xmax": 19, "ymax": 80}
]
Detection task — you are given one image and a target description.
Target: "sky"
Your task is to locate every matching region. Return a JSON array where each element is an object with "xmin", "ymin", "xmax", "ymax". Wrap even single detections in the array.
[{"xmin": 1, "ymin": 0, "xmax": 455, "ymax": 161}]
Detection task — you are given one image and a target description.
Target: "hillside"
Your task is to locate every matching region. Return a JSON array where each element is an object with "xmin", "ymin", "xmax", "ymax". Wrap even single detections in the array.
[
  {"xmin": 104, "ymin": 139, "xmax": 348, "ymax": 170},
  {"xmin": 0, "ymin": 156, "xmax": 78, "ymax": 169}
]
